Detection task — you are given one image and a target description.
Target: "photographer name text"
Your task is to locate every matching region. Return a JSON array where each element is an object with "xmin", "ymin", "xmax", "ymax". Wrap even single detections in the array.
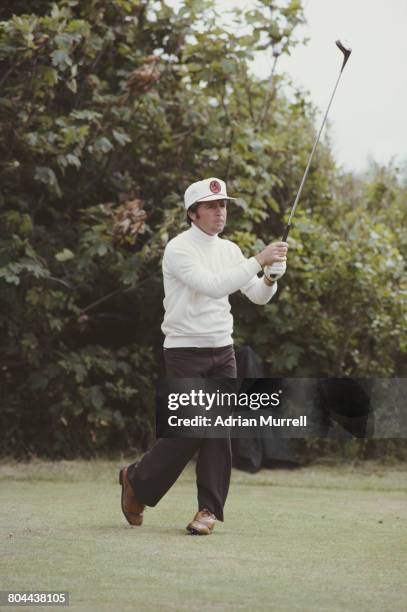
[{"xmin": 167, "ymin": 415, "xmax": 307, "ymax": 428}]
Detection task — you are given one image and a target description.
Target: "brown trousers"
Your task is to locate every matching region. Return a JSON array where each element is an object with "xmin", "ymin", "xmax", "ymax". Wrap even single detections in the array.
[{"xmin": 127, "ymin": 345, "xmax": 236, "ymax": 521}]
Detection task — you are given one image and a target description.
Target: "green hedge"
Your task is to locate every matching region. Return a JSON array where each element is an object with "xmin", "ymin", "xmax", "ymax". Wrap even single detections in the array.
[{"xmin": 0, "ymin": 0, "xmax": 405, "ymax": 458}]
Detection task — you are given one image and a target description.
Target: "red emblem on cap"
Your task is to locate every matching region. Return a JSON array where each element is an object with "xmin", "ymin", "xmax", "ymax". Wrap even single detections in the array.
[{"xmin": 209, "ymin": 180, "xmax": 221, "ymax": 194}]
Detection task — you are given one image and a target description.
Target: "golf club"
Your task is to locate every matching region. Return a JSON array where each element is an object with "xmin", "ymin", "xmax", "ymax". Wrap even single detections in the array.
[{"xmin": 268, "ymin": 40, "xmax": 352, "ymax": 280}]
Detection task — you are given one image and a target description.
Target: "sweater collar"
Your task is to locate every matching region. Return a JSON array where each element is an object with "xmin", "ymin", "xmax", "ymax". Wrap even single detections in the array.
[{"xmin": 189, "ymin": 222, "xmax": 219, "ymax": 244}]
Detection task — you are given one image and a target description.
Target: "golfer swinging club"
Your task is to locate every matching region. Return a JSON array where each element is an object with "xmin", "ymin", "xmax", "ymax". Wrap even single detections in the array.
[{"xmin": 119, "ymin": 177, "xmax": 288, "ymax": 535}]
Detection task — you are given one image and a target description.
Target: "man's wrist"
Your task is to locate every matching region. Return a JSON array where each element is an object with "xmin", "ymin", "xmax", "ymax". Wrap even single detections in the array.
[{"xmin": 263, "ymin": 274, "xmax": 275, "ymax": 286}]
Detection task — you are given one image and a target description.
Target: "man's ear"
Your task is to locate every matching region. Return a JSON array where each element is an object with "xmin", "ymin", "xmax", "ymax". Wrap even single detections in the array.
[{"xmin": 188, "ymin": 205, "xmax": 199, "ymax": 222}]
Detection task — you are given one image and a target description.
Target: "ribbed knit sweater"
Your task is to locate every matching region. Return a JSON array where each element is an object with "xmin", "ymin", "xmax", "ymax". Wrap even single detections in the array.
[{"xmin": 161, "ymin": 223, "xmax": 277, "ymax": 348}]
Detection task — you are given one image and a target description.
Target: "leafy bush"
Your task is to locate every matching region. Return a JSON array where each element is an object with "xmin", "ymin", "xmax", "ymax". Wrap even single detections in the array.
[{"xmin": 0, "ymin": 0, "xmax": 405, "ymax": 458}]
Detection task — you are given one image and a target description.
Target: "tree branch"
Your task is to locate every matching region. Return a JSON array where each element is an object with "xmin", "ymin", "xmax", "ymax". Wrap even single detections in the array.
[{"xmin": 255, "ymin": 52, "xmax": 280, "ymax": 130}]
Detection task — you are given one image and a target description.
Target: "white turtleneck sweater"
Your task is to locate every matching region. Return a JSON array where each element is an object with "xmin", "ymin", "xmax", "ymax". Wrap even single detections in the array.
[{"xmin": 161, "ymin": 223, "xmax": 277, "ymax": 348}]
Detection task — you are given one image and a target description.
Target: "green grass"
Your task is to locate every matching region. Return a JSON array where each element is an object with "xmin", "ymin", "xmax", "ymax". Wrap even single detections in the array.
[{"xmin": 1, "ymin": 460, "xmax": 406, "ymax": 611}]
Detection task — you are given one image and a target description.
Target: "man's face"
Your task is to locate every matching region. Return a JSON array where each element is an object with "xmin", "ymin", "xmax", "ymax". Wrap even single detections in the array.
[{"xmin": 189, "ymin": 200, "xmax": 227, "ymax": 235}]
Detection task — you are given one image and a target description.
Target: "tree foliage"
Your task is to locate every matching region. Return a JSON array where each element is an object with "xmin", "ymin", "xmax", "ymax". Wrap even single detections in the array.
[{"xmin": 0, "ymin": 0, "xmax": 405, "ymax": 457}]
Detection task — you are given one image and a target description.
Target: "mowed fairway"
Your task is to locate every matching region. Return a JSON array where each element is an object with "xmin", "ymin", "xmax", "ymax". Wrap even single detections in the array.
[{"xmin": 1, "ymin": 460, "xmax": 406, "ymax": 611}]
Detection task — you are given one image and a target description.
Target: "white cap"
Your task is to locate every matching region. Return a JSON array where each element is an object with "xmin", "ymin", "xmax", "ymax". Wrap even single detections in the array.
[{"xmin": 184, "ymin": 177, "xmax": 236, "ymax": 210}]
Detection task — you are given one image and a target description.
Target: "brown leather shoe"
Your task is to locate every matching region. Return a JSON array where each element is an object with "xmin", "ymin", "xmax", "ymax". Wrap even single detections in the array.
[
  {"xmin": 186, "ymin": 509, "xmax": 216, "ymax": 535},
  {"xmin": 119, "ymin": 467, "xmax": 145, "ymax": 526}
]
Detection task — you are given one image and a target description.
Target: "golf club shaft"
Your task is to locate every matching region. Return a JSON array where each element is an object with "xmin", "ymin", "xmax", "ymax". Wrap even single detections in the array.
[{"xmin": 282, "ymin": 66, "xmax": 344, "ymax": 242}]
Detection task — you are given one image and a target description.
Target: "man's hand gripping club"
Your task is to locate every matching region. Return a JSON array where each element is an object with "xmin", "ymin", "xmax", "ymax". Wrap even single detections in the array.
[{"xmin": 255, "ymin": 241, "xmax": 288, "ymax": 283}]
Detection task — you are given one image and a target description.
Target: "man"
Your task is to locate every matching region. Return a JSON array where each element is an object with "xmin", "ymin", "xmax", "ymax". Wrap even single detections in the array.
[{"xmin": 119, "ymin": 177, "xmax": 288, "ymax": 534}]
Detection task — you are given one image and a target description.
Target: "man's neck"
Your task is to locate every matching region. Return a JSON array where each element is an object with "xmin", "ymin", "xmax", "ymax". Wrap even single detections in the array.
[{"xmin": 191, "ymin": 222, "xmax": 218, "ymax": 239}]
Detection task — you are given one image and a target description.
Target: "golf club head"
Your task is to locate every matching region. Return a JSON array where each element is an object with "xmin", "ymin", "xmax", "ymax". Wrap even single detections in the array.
[{"xmin": 336, "ymin": 39, "xmax": 352, "ymax": 71}]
